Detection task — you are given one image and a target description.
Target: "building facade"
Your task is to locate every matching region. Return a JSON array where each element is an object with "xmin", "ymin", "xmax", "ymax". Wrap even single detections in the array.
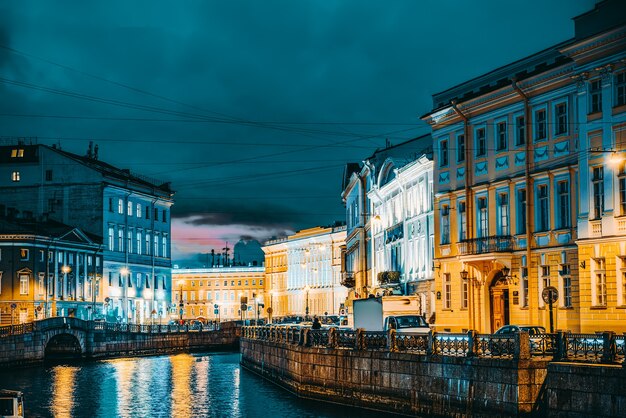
[
  {"xmin": 0, "ymin": 218, "xmax": 103, "ymax": 324},
  {"xmin": 0, "ymin": 142, "xmax": 174, "ymax": 323},
  {"xmin": 263, "ymin": 226, "xmax": 346, "ymax": 319},
  {"xmin": 172, "ymin": 267, "xmax": 265, "ymax": 322},
  {"xmin": 422, "ymin": 0, "xmax": 625, "ymax": 333}
]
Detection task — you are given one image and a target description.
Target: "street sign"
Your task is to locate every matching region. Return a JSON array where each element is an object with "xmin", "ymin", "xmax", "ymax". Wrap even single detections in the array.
[
  {"xmin": 10, "ymin": 303, "xmax": 16, "ymax": 310},
  {"xmin": 214, "ymin": 309, "xmax": 219, "ymax": 315},
  {"xmin": 266, "ymin": 307, "xmax": 273, "ymax": 314},
  {"xmin": 214, "ymin": 304, "xmax": 219, "ymax": 309},
  {"xmin": 542, "ymin": 286, "xmax": 559, "ymax": 304},
  {"xmin": 104, "ymin": 297, "xmax": 111, "ymax": 303}
]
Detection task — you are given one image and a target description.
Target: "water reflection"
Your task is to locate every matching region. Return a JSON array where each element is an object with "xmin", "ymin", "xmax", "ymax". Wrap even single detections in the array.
[{"xmin": 0, "ymin": 353, "xmax": 396, "ymax": 418}]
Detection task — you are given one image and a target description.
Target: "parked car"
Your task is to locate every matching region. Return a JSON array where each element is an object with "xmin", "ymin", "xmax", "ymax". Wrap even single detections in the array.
[{"xmin": 494, "ymin": 325, "xmax": 546, "ymax": 335}]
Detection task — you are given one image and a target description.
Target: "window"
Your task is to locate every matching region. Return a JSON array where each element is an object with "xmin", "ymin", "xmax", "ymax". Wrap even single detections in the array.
[
  {"xmin": 457, "ymin": 134, "xmax": 465, "ymax": 162},
  {"xmin": 476, "ymin": 128, "xmax": 486, "ymax": 157},
  {"xmin": 154, "ymin": 235, "xmax": 159, "ymax": 257},
  {"xmin": 10, "ymin": 148, "xmax": 24, "ymax": 158},
  {"xmin": 534, "ymin": 109, "xmax": 546, "ymax": 141},
  {"xmin": 619, "ymin": 162, "xmax": 626, "ymax": 216},
  {"xmin": 589, "ymin": 79, "xmax": 602, "ymax": 113},
  {"xmin": 539, "ymin": 265, "xmax": 550, "ymax": 307},
  {"xmin": 127, "ymin": 231, "xmax": 133, "ymax": 253},
  {"xmin": 592, "ymin": 167, "xmax": 604, "ymax": 220},
  {"xmin": 19, "ymin": 274, "xmax": 29, "ymax": 295},
  {"xmin": 561, "ymin": 264, "xmax": 572, "ymax": 308},
  {"xmin": 537, "ymin": 185, "xmax": 549, "ymax": 232},
  {"xmin": 45, "ymin": 170, "xmax": 53, "ymax": 181},
  {"xmin": 118, "ymin": 229, "xmax": 124, "ymax": 252},
  {"xmin": 557, "ymin": 181, "xmax": 570, "ymax": 229},
  {"xmin": 440, "ymin": 139, "xmax": 448, "ymax": 166},
  {"xmin": 162, "ymin": 236, "xmax": 167, "ymax": 258},
  {"xmin": 118, "ymin": 199, "xmax": 124, "ymax": 214},
  {"xmin": 136, "ymin": 232, "xmax": 142, "ymax": 255},
  {"xmin": 458, "ymin": 201, "xmax": 467, "ymax": 241},
  {"xmin": 443, "ymin": 273, "xmax": 451, "ymax": 309},
  {"xmin": 136, "ymin": 203, "xmax": 142, "ymax": 218},
  {"xmin": 154, "ymin": 208, "xmax": 159, "ymax": 220},
  {"xmin": 224, "ymin": 280, "xmax": 227, "ymax": 286},
  {"xmin": 517, "ymin": 188, "xmax": 527, "ymax": 234},
  {"xmin": 515, "ymin": 116, "xmax": 525, "ymax": 146},
  {"xmin": 145, "ymin": 274, "xmax": 150, "ymax": 288},
  {"xmin": 496, "ymin": 121, "xmax": 507, "ymax": 151},
  {"xmin": 461, "ymin": 276, "xmax": 468, "ymax": 309},
  {"xmin": 11, "ymin": 171, "xmax": 20, "ymax": 182},
  {"xmin": 478, "ymin": 197, "xmax": 488, "ymax": 238},
  {"xmin": 118, "ymin": 273, "xmax": 123, "ymax": 287},
  {"xmin": 127, "ymin": 201, "xmax": 133, "ymax": 216},
  {"xmin": 20, "ymin": 249, "xmax": 29, "ymax": 261},
  {"xmin": 108, "ymin": 272, "xmax": 113, "ymax": 287},
  {"xmin": 499, "ymin": 193, "xmax": 509, "ymax": 236},
  {"xmin": 145, "ymin": 234, "xmax": 151, "ymax": 255},
  {"xmin": 594, "ymin": 258, "xmax": 606, "ymax": 306},
  {"xmin": 441, "ymin": 205, "xmax": 450, "ymax": 245},
  {"xmin": 521, "ymin": 265, "xmax": 529, "ymax": 308},
  {"xmin": 616, "ymin": 72, "xmax": 626, "ymax": 107},
  {"xmin": 555, "ymin": 102, "xmax": 568, "ymax": 135},
  {"xmin": 231, "ymin": 280, "xmax": 235, "ymax": 286}
]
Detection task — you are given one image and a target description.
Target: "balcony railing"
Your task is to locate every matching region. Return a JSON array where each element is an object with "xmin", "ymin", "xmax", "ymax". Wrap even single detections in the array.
[
  {"xmin": 457, "ymin": 235, "xmax": 514, "ymax": 255},
  {"xmin": 340, "ymin": 272, "xmax": 356, "ymax": 288}
]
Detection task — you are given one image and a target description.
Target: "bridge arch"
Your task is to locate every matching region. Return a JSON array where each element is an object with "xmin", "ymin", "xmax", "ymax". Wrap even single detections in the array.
[{"xmin": 44, "ymin": 330, "xmax": 85, "ymax": 361}]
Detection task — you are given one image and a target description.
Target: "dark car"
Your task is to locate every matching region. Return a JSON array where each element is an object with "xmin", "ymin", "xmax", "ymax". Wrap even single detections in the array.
[{"xmin": 495, "ymin": 325, "xmax": 546, "ymax": 335}]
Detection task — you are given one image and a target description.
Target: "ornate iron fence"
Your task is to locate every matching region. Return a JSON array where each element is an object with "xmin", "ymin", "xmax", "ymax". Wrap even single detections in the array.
[
  {"xmin": 337, "ymin": 329, "xmax": 357, "ymax": 348},
  {"xmin": 475, "ymin": 334, "xmax": 516, "ymax": 358},
  {"xmin": 362, "ymin": 331, "xmax": 387, "ymax": 350},
  {"xmin": 395, "ymin": 332, "xmax": 428, "ymax": 353},
  {"xmin": 565, "ymin": 333, "xmax": 604, "ymax": 362},
  {"xmin": 529, "ymin": 333, "xmax": 556, "ymax": 357},
  {"xmin": 434, "ymin": 333, "xmax": 469, "ymax": 356}
]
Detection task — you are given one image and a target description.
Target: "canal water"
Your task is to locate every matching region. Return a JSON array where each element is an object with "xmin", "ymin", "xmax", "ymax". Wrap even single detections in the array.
[{"xmin": 0, "ymin": 352, "xmax": 397, "ymax": 418}]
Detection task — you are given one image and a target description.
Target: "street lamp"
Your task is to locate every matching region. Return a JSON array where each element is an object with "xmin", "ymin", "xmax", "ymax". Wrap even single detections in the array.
[
  {"xmin": 304, "ymin": 284, "xmax": 310, "ymax": 319},
  {"xmin": 269, "ymin": 290, "xmax": 275, "ymax": 323},
  {"xmin": 61, "ymin": 265, "xmax": 71, "ymax": 301},
  {"xmin": 120, "ymin": 267, "xmax": 129, "ymax": 323},
  {"xmin": 178, "ymin": 280, "xmax": 185, "ymax": 323}
]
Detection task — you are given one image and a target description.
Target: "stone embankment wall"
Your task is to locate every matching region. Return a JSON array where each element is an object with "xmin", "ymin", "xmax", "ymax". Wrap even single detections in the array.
[
  {"xmin": 240, "ymin": 338, "xmax": 548, "ymax": 417},
  {"xmin": 545, "ymin": 363, "xmax": 626, "ymax": 417}
]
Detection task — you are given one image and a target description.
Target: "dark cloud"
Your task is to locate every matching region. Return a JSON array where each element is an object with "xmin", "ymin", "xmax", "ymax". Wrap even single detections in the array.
[{"xmin": 0, "ymin": 0, "xmax": 596, "ymax": 260}]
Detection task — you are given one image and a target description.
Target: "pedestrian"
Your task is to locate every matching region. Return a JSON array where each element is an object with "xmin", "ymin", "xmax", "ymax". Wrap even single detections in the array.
[{"xmin": 312, "ymin": 316, "xmax": 322, "ymax": 330}]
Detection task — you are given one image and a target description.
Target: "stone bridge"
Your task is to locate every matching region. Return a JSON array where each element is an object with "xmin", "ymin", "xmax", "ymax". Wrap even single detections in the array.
[{"xmin": 0, "ymin": 317, "xmax": 240, "ymax": 367}]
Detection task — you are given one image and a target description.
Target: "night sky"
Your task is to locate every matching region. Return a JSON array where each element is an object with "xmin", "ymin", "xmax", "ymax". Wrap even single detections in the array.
[{"xmin": 0, "ymin": 0, "xmax": 596, "ymax": 263}]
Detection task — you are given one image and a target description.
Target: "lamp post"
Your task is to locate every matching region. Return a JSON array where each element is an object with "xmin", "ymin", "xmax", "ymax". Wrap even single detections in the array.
[
  {"xmin": 269, "ymin": 290, "xmax": 275, "ymax": 324},
  {"xmin": 304, "ymin": 284, "xmax": 310, "ymax": 320},
  {"xmin": 178, "ymin": 280, "xmax": 185, "ymax": 323},
  {"xmin": 120, "ymin": 267, "xmax": 129, "ymax": 323}
]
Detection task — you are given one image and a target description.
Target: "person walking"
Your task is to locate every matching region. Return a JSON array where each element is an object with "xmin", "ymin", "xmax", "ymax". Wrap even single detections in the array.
[{"xmin": 311, "ymin": 316, "xmax": 322, "ymax": 330}]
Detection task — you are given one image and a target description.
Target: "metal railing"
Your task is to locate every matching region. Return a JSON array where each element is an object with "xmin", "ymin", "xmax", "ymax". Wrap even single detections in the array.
[
  {"xmin": 0, "ymin": 317, "xmax": 221, "ymax": 337},
  {"xmin": 242, "ymin": 326, "xmax": 626, "ymax": 364},
  {"xmin": 457, "ymin": 235, "xmax": 514, "ymax": 255}
]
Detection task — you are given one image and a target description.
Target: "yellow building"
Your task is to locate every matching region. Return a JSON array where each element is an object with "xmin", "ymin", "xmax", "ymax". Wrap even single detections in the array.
[
  {"xmin": 263, "ymin": 226, "xmax": 347, "ymax": 320},
  {"xmin": 422, "ymin": 2, "xmax": 625, "ymax": 333},
  {"xmin": 172, "ymin": 267, "xmax": 265, "ymax": 322}
]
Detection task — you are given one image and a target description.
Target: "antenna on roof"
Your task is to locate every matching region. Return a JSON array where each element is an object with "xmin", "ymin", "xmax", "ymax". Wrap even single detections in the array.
[{"xmin": 86, "ymin": 141, "xmax": 93, "ymax": 158}]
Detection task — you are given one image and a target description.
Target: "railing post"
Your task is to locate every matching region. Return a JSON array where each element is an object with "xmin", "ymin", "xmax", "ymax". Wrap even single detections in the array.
[
  {"xmin": 298, "ymin": 328, "xmax": 306, "ymax": 346},
  {"xmin": 426, "ymin": 330, "xmax": 434, "ymax": 356},
  {"xmin": 328, "ymin": 327, "xmax": 337, "ymax": 348},
  {"xmin": 515, "ymin": 331, "xmax": 530, "ymax": 360},
  {"xmin": 303, "ymin": 328, "xmax": 311, "ymax": 347},
  {"xmin": 601, "ymin": 331, "xmax": 616, "ymax": 364},
  {"xmin": 387, "ymin": 329, "xmax": 397, "ymax": 352},
  {"xmin": 555, "ymin": 330, "xmax": 567, "ymax": 361},
  {"xmin": 466, "ymin": 330, "xmax": 476, "ymax": 357},
  {"xmin": 356, "ymin": 328, "xmax": 365, "ymax": 350}
]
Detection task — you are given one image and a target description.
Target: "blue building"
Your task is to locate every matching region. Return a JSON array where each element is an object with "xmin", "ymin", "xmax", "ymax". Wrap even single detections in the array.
[{"xmin": 0, "ymin": 141, "xmax": 174, "ymax": 323}]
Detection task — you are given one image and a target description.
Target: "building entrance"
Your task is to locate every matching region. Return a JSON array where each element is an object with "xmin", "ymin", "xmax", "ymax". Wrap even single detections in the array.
[{"xmin": 489, "ymin": 273, "xmax": 510, "ymax": 332}]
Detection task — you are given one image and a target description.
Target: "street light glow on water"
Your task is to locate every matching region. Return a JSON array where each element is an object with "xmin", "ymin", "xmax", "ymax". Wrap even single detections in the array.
[{"xmin": 0, "ymin": 353, "xmax": 395, "ymax": 417}]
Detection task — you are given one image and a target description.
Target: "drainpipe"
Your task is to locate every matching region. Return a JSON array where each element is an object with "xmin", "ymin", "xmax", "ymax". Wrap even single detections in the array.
[
  {"xmin": 451, "ymin": 100, "xmax": 474, "ymax": 330},
  {"xmin": 512, "ymin": 79, "xmax": 535, "ymax": 324}
]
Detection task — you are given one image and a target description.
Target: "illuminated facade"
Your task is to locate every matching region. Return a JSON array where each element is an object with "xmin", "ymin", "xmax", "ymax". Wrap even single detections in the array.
[
  {"xmin": 172, "ymin": 267, "xmax": 265, "ymax": 322},
  {"xmin": 263, "ymin": 226, "xmax": 346, "ymax": 319},
  {"xmin": 0, "ymin": 219, "xmax": 103, "ymax": 324},
  {"xmin": 422, "ymin": 1, "xmax": 625, "ymax": 333},
  {"xmin": 369, "ymin": 153, "xmax": 435, "ymax": 319},
  {"xmin": 0, "ymin": 142, "xmax": 174, "ymax": 324}
]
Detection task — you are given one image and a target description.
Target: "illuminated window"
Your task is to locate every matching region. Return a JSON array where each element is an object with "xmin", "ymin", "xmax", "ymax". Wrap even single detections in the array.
[
  {"xmin": 20, "ymin": 249, "xmax": 29, "ymax": 261},
  {"xmin": 20, "ymin": 274, "xmax": 29, "ymax": 295},
  {"xmin": 10, "ymin": 149, "xmax": 24, "ymax": 158},
  {"xmin": 136, "ymin": 232, "xmax": 142, "ymax": 255},
  {"xmin": 592, "ymin": 167, "xmax": 604, "ymax": 220},
  {"xmin": 136, "ymin": 203, "xmax": 142, "ymax": 218},
  {"xmin": 593, "ymin": 258, "xmax": 606, "ymax": 306},
  {"xmin": 11, "ymin": 171, "xmax": 20, "ymax": 182},
  {"xmin": 440, "ymin": 205, "xmax": 450, "ymax": 245},
  {"xmin": 145, "ymin": 234, "xmax": 150, "ymax": 255},
  {"xmin": 461, "ymin": 276, "xmax": 468, "ymax": 309},
  {"xmin": 118, "ymin": 199, "xmax": 123, "ymax": 214},
  {"xmin": 127, "ymin": 201, "xmax": 133, "ymax": 216},
  {"xmin": 443, "ymin": 273, "xmax": 451, "ymax": 309},
  {"xmin": 560, "ymin": 264, "xmax": 572, "ymax": 308}
]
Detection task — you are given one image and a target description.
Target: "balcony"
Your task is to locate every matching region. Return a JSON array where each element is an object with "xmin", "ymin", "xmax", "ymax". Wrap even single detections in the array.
[
  {"xmin": 457, "ymin": 236, "xmax": 514, "ymax": 255},
  {"xmin": 340, "ymin": 272, "xmax": 355, "ymax": 288}
]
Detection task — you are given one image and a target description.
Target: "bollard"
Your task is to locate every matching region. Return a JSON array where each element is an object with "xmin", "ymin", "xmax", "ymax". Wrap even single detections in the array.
[
  {"xmin": 328, "ymin": 327, "xmax": 338, "ymax": 348},
  {"xmin": 555, "ymin": 330, "xmax": 566, "ymax": 361},
  {"xmin": 601, "ymin": 331, "xmax": 616, "ymax": 364},
  {"xmin": 356, "ymin": 328, "xmax": 365, "ymax": 350},
  {"xmin": 515, "ymin": 331, "xmax": 531, "ymax": 360},
  {"xmin": 466, "ymin": 330, "xmax": 477, "ymax": 357}
]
